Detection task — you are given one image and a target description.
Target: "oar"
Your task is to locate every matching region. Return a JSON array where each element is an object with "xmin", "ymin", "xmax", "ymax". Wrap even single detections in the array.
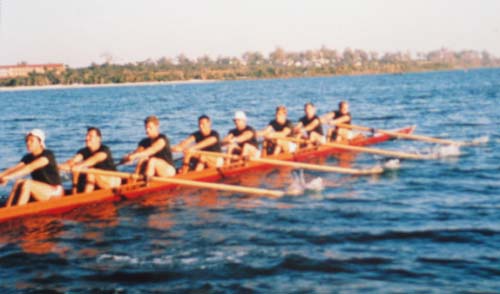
[
  {"xmin": 280, "ymin": 137, "xmax": 434, "ymax": 160},
  {"xmin": 336, "ymin": 123, "xmax": 471, "ymax": 146},
  {"xmin": 5, "ymin": 180, "xmax": 22, "ymax": 207},
  {"xmin": 66, "ymin": 168, "xmax": 285, "ymax": 198},
  {"xmin": 323, "ymin": 141, "xmax": 434, "ymax": 160},
  {"xmin": 190, "ymin": 150, "xmax": 384, "ymax": 175}
]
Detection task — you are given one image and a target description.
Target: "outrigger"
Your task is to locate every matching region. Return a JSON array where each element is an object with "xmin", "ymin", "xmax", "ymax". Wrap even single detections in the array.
[{"xmin": 0, "ymin": 126, "xmax": 415, "ymax": 223}]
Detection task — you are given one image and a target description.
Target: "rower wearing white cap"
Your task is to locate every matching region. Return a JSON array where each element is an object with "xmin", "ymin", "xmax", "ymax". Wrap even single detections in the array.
[
  {"xmin": 222, "ymin": 111, "xmax": 260, "ymax": 164},
  {"xmin": 0, "ymin": 129, "xmax": 63, "ymax": 207}
]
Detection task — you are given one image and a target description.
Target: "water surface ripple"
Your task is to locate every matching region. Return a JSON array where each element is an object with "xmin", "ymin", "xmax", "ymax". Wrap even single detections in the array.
[{"xmin": 0, "ymin": 69, "xmax": 499, "ymax": 293}]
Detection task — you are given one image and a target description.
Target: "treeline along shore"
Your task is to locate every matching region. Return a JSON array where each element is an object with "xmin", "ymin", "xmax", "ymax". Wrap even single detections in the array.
[{"xmin": 2, "ymin": 47, "xmax": 500, "ymax": 87}]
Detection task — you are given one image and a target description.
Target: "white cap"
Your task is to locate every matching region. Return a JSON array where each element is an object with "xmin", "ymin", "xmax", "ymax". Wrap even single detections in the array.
[
  {"xmin": 233, "ymin": 110, "xmax": 247, "ymax": 121},
  {"xmin": 26, "ymin": 129, "xmax": 46, "ymax": 147}
]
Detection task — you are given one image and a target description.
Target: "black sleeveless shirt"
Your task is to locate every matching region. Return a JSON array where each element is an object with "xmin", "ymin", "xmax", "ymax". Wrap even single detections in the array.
[
  {"xmin": 77, "ymin": 145, "xmax": 116, "ymax": 171},
  {"xmin": 333, "ymin": 111, "xmax": 352, "ymax": 125},
  {"xmin": 21, "ymin": 149, "xmax": 61, "ymax": 185},
  {"xmin": 138, "ymin": 133, "xmax": 174, "ymax": 166},
  {"xmin": 299, "ymin": 115, "xmax": 323, "ymax": 135},
  {"xmin": 269, "ymin": 119, "xmax": 293, "ymax": 133},
  {"xmin": 192, "ymin": 130, "xmax": 221, "ymax": 152},
  {"xmin": 228, "ymin": 126, "xmax": 258, "ymax": 148}
]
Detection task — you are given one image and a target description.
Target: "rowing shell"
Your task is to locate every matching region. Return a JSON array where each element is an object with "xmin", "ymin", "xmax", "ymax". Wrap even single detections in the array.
[{"xmin": 0, "ymin": 126, "xmax": 414, "ymax": 223}]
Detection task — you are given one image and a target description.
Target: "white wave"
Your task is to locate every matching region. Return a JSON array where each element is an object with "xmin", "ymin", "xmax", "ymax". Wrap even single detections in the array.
[
  {"xmin": 180, "ymin": 257, "xmax": 199, "ymax": 265},
  {"xmin": 97, "ymin": 254, "xmax": 139, "ymax": 265},
  {"xmin": 304, "ymin": 177, "xmax": 324, "ymax": 191},
  {"xmin": 286, "ymin": 170, "xmax": 324, "ymax": 195},
  {"xmin": 434, "ymin": 145, "xmax": 461, "ymax": 158},
  {"xmin": 383, "ymin": 159, "xmax": 401, "ymax": 170},
  {"xmin": 471, "ymin": 136, "xmax": 489, "ymax": 145},
  {"xmin": 152, "ymin": 256, "xmax": 174, "ymax": 265}
]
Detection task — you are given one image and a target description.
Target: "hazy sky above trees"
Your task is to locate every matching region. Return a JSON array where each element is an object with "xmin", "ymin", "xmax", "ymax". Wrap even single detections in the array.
[{"xmin": 1, "ymin": 0, "xmax": 499, "ymax": 67}]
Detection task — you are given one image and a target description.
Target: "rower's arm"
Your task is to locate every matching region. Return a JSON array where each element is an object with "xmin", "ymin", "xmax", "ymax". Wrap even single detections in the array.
[
  {"xmin": 59, "ymin": 154, "xmax": 84, "ymax": 170},
  {"xmin": 221, "ymin": 133, "xmax": 234, "ymax": 145},
  {"xmin": 279, "ymin": 125, "xmax": 292, "ymax": 137},
  {"xmin": 267, "ymin": 127, "xmax": 291, "ymax": 139},
  {"xmin": 192, "ymin": 136, "xmax": 217, "ymax": 151},
  {"xmin": 0, "ymin": 162, "xmax": 24, "ymax": 178},
  {"xmin": 172, "ymin": 136, "xmax": 195, "ymax": 152},
  {"xmin": 2, "ymin": 157, "xmax": 49, "ymax": 182},
  {"xmin": 257, "ymin": 126, "xmax": 273, "ymax": 138},
  {"xmin": 0, "ymin": 162, "xmax": 25, "ymax": 183},
  {"xmin": 293, "ymin": 122, "xmax": 304, "ymax": 134},
  {"xmin": 236, "ymin": 130, "xmax": 254, "ymax": 143},
  {"xmin": 123, "ymin": 146, "xmax": 145, "ymax": 163},
  {"xmin": 76, "ymin": 152, "xmax": 107, "ymax": 169},
  {"xmin": 303, "ymin": 118, "xmax": 320, "ymax": 132},
  {"xmin": 321, "ymin": 112, "xmax": 335, "ymax": 124},
  {"xmin": 329, "ymin": 115, "xmax": 351, "ymax": 126},
  {"xmin": 131, "ymin": 138, "xmax": 166, "ymax": 160}
]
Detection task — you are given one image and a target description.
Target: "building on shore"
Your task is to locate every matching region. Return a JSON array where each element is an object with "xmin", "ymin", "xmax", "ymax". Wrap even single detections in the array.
[{"xmin": 0, "ymin": 63, "xmax": 66, "ymax": 78}]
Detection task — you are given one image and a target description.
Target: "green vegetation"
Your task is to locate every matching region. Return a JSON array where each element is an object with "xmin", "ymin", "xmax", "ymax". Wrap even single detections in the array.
[{"xmin": 2, "ymin": 47, "xmax": 499, "ymax": 87}]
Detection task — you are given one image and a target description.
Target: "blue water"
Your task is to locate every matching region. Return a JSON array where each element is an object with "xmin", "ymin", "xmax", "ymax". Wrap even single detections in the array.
[{"xmin": 0, "ymin": 69, "xmax": 499, "ymax": 293}]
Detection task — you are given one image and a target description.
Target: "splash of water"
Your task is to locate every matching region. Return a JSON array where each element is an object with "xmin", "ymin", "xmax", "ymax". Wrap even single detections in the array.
[
  {"xmin": 383, "ymin": 159, "xmax": 401, "ymax": 170},
  {"xmin": 434, "ymin": 145, "xmax": 461, "ymax": 158},
  {"xmin": 286, "ymin": 170, "xmax": 324, "ymax": 195},
  {"xmin": 470, "ymin": 136, "xmax": 489, "ymax": 145}
]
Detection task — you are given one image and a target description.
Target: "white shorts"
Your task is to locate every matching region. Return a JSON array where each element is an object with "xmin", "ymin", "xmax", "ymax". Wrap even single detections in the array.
[{"xmin": 48, "ymin": 185, "xmax": 64, "ymax": 198}]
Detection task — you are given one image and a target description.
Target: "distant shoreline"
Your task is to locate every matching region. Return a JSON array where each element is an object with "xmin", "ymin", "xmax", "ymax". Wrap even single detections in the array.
[
  {"xmin": 0, "ymin": 79, "xmax": 217, "ymax": 92},
  {"xmin": 1, "ymin": 67, "xmax": 498, "ymax": 93}
]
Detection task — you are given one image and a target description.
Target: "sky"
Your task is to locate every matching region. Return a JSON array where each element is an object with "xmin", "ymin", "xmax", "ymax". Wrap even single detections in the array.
[{"xmin": 0, "ymin": 0, "xmax": 499, "ymax": 67}]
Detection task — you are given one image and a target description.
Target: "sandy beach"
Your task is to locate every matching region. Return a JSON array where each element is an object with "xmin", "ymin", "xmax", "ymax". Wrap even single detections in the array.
[{"xmin": 0, "ymin": 79, "xmax": 217, "ymax": 92}]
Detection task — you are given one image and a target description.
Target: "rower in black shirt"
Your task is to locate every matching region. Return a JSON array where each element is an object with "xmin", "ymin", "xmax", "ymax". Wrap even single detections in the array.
[
  {"xmin": 122, "ymin": 115, "xmax": 176, "ymax": 177},
  {"xmin": 324, "ymin": 101, "xmax": 353, "ymax": 142},
  {"xmin": 172, "ymin": 115, "xmax": 222, "ymax": 174},
  {"xmin": 258, "ymin": 105, "xmax": 294, "ymax": 155},
  {"xmin": 293, "ymin": 102, "xmax": 325, "ymax": 145},
  {"xmin": 0, "ymin": 129, "xmax": 63, "ymax": 206},
  {"xmin": 59, "ymin": 127, "xmax": 121, "ymax": 193},
  {"xmin": 222, "ymin": 111, "xmax": 260, "ymax": 164}
]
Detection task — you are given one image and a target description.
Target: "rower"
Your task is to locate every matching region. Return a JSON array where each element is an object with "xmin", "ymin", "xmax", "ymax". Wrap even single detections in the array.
[
  {"xmin": 122, "ymin": 115, "xmax": 175, "ymax": 178},
  {"xmin": 293, "ymin": 102, "xmax": 325, "ymax": 146},
  {"xmin": 324, "ymin": 101, "xmax": 353, "ymax": 142},
  {"xmin": 222, "ymin": 111, "xmax": 260, "ymax": 164},
  {"xmin": 172, "ymin": 115, "xmax": 222, "ymax": 174},
  {"xmin": 258, "ymin": 105, "xmax": 294, "ymax": 156},
  {"xmin": 0, "ymin": 129, "xmax": 63, "ymax": 207},
  {"xmin": 59, "ymin": 127, "xmax": 121, "ymax": 193}
]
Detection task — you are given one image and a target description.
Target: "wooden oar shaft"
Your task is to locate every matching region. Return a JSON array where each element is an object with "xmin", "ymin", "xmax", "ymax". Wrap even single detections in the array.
[
  {"xmin": 279, "ymin": 136, "xmax": 432, "ymax": 160},
  {"xmin": 75, "ymin": 168, "xmax": 284, "ymax": 198},
  {"xmin": 150, "ymin": 176, "xmax": 283, "ymax": 197},
  {"xmin": 251, "ymin": 158, "xmax": 383, "ymax": 175},
  {"xmin": 189, "ymin": 150, "xmax": 236, "ymax": 159},
  {"xmin": 191, "ymin": 150, "xmax": 382, "ymax": 175},
  {"xmin": 336, "ymin": 123, "xmax": 462, "ymax": 146},
  {"xmin": 324, "ymin": 141, "xmax": 432, "ymax": 160}
]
